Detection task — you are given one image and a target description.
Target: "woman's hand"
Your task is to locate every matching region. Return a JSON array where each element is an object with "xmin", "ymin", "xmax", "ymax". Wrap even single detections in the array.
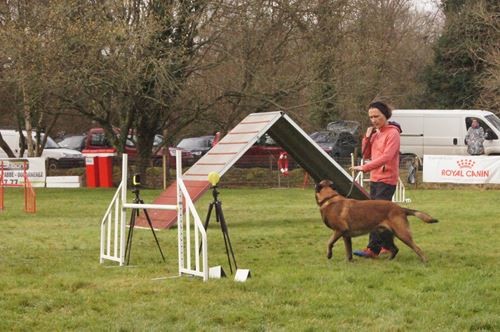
[
  {"xmin": 350, "ymin": 165, "xmax": 364, "ymax": 172},
  {"xmin": 365, "ymin": 127, "xmax": 374, "ymax": 138}
]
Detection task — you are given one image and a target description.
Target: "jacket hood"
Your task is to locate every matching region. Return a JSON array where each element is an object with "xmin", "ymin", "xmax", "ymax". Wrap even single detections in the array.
[{"xmin": 388, "ymin": 121, "xmax": 402, "ymax": 133}]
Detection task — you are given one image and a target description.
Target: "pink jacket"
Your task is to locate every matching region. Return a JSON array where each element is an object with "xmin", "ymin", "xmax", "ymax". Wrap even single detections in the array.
[{"xmin": 360, "ymin": 124, "xmax": 401, "ymax": 185}]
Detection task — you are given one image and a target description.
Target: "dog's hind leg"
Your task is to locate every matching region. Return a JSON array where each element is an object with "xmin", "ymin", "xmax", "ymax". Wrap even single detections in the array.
[
  {"xmin": 326, "ymin": 230, "xmax": 344, "ymax": 259},
  {"xmin": 379, "ymin": 229, "xmax": 399, "ymax": 259},
  {"xmin": 393, "ymin": 224, "xmax": 427, "ymax": 262},
  {"xmin": 342, "ymin": 236, "xmax": 353, "ymax": 261}
]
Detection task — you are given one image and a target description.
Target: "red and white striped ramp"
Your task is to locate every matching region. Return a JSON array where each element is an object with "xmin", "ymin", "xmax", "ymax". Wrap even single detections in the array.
[{"xmin": 137, "ymin": 111, "xmax": 368, "ymax": 229}]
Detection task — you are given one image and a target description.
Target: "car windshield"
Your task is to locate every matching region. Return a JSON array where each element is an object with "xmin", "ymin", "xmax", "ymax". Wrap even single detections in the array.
[
  {"xmin": 326, "ymin": 120, "xmax": 360, "ymax": 135},
  {"xmin": 485, "ymin": 114, "xmax": 500, "ymax": 131},
  {"xmin": 153, "ymin": 135, "xmax": 163, "ymax": 147},
  {"xmin": 43, "ymin": 136, "xmax": 61, "ymax": 149},
  {"xmin": 126, "ymin": 134, "xmax": 164, "ymax": 147},
  {"xmin": 177, "ymin": 137, "xmax": 212, "ymax": 149},
  {"xmin": 310, "ymin": 131, "xmax": 337, "ymax": 143},
  {"xmin": 255, "ymin": 134, "xmax": 277, "ymax": 146},
  {"xmin": 59, "ymin": 136, "xmax": 84, "ymax": 148}
]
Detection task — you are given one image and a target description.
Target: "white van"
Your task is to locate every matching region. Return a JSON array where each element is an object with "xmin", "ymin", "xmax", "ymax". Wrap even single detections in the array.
[
  {"xmin": 391, "ymin": 110, "xmax": 500, "ymax": 159},
  {"xmin": 0, "ymin": 129, "xmax": 84, "ymax": 169}
]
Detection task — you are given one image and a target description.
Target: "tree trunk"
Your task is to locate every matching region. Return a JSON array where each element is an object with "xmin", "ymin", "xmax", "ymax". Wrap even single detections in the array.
[
  {"xmin": 0, "ymin": 132, "xmax": 16, "ymax": 157},
  {"xmin": 135, "ymin": 128, "xmax": 155, "ymax": 187},
  {"xmin": 21, "ymin": 79, "xmax": 34, "ymax": 157}
]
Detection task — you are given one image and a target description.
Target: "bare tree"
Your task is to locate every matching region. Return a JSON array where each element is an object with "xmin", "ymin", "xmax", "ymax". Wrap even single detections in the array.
[
  {"xmin": 474, "ymin": 1, "xmax": 500, "ymax": 112},
  {"xmin": 1, "ymin": 2, "xmax": 47, "ymax": 156},
  {"xmin": 262, "ymin": 0, "xmax": 439, "ymax": 127},
  {"xmin": 188, "ymin": 0, "xmax": 311, "ymax": 133}
]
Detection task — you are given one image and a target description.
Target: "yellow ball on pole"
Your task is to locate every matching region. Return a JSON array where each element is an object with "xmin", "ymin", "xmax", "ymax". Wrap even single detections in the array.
[{"xmin": 207, "ymin": 172, "xmax": 221, "ymax": 186}]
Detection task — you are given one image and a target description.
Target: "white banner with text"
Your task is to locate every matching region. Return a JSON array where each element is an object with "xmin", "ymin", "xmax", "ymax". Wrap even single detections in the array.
[
  {"xmin": 423, "ymin": 155, "xmax": 500, "ymax": 184},
  {"xmin": 0, "ymin": 158, "xmax": 47, "ymax": 187}
]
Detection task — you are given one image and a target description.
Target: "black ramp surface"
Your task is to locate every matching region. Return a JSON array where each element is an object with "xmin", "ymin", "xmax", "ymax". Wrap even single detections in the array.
[{"xmin": 268, "ymin": 113, "xmax": 369, "ymax": 200}]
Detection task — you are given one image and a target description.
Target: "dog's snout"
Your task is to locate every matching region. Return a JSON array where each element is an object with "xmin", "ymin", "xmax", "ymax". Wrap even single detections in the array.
[{"xmin": 315, "ymin": 183, "xmax": 322, "ymax": 193}]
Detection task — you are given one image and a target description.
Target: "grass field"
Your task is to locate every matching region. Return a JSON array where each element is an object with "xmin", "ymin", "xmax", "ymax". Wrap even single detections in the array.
[{"xmin": 0, "ymin": 186, "xmax": 499, "ymax": 331}]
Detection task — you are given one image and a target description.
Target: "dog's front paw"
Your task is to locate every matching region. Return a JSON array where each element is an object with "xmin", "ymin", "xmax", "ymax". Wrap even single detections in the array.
[{"xmin": 327, "ymin": 251, "xmax": 333, "ymax": 259}]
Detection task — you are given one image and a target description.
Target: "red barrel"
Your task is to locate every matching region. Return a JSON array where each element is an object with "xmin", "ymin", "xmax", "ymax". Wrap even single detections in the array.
[
  {"xmin": 96, "ymin": 149, "xmax": 116, "ymax": 188},
  {"xmin": 82, "ymin": 150, "xmax": 100, "ymax": 188}
]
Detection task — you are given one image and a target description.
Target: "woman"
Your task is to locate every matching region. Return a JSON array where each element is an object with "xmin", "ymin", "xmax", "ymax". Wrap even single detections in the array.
[{"xmin": 351, "ymin": 101, "xmax": 401, "ymax": 258}]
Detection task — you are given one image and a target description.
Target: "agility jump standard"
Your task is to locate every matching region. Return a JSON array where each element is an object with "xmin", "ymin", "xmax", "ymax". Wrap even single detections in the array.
[
  {"xmin": 0, "ymin": 160, "xmax": 36, "ymax": 213},
  {"xmin": 99, "ymin": 151, "xmax": 209, "ymax": 281}
]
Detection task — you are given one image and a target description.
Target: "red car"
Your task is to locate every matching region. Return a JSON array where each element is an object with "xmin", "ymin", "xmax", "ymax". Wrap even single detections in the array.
[
  {"xmin": 85, "ymin": 128, "xmax": 194, "ymax": 167},
  {"xmin": 235, "ymin": 134, "xmax": 295, "ymax": 169}
]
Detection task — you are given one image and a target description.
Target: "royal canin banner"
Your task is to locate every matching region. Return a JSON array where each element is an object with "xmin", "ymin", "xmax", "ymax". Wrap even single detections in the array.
[{"xmin": 423, "ymin": 155, "xmax": 500, "ymax": 184}]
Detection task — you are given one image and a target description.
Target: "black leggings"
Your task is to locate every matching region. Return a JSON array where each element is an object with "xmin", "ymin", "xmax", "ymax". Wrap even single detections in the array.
[{"xmin": 367, "ymin": 182, "xmax": 397, "ymax": 254}]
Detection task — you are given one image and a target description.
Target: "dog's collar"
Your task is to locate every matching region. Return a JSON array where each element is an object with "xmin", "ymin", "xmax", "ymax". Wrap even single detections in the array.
[{"xmin": 318, "ymin": 194, "xmax": 337, "ymax": 208}]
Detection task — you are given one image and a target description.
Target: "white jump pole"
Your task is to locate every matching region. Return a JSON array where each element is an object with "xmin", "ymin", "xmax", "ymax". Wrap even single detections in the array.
[{"xmin": 119, "ymin": 154, "xmax": 128, "ymax": 266}]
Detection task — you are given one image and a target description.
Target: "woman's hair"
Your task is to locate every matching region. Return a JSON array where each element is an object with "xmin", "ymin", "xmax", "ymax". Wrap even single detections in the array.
[{"xmin": 368, "ymin": 101, "xmax": 392, "ymax": 119}]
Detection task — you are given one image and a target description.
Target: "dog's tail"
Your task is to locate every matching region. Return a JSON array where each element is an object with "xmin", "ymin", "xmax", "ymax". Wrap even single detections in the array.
[{"xmin": 403, "ymin": 208, "xmax": 439, "ymax": 223}]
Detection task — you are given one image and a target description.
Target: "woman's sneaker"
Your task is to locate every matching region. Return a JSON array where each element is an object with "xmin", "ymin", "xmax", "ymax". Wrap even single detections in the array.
[
  {"xmin": 378, "ymin": 247, "xmax": 392, "ymax": 257},
  {"xmin": 353, "ymin": 248, "xmax": 378, "ymax": 258}
]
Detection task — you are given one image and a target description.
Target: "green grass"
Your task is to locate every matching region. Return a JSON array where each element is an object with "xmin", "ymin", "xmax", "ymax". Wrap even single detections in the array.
[{"xmin": 0, "ymin": 187, "xmax": 499, "ymax": 331}]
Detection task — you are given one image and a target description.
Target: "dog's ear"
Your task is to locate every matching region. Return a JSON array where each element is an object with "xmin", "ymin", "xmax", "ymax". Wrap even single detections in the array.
[{"xmin": 315, "ymin": 182, "xmax": 322, "ymax": 193}]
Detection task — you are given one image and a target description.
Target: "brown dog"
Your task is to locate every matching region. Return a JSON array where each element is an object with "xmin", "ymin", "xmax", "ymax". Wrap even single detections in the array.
[{"xmin": 315, "ymin": 179, "xmax": 438, "ymax": 262}]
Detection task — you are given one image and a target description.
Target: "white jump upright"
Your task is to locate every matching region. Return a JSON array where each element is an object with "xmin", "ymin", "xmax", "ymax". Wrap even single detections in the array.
[
  {"xmin": 176, "ymin": 152, "xmax": 208, "ymax": 280},
  {"xmin": 99, "ymin": 152, "xmax": 209, "ymax": 281}
]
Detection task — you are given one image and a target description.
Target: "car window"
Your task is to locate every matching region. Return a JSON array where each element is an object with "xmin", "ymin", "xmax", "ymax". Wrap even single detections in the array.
[
  {"xmin": 59, "ymin": 136, "xmax": 84, "ymax": 149},
  {"xmin": 485, "ymin": 114, "xmax": 500, "ymax": 131},
  {"xmin": 153, "ymin": 135, "xmax": 163, "ymax": 147},
  {"xmin": 177, "ymin": 137, "xmax": 211, "ymax": 149},
  {"xmin": 125, "ymin": 134, "xmax": 163, "ymax": 147},
  {"xmin": 42, "ymin": 136, "xmax": 60, "ymax": 149},
  {"xmin": 310, "ymin": 131, "xmax": 337, "ymax": 143},
  {"xmin": 91, "ymin": 132, "xmax": 109, "ymax": 147},
  {"xmin": 125, "ymin": 138, "xmax": 135, "ymax": 147},
  {"xmin": 466, "ymin": 117, "xmax": 489, "ymax": 131},
  {"xmin": 337, "ymin": 132, "xmax": 357, "ymax": 145},
  {"xmin": 255, "ymin": 134, "xmax": 276, "ymax": 146}
]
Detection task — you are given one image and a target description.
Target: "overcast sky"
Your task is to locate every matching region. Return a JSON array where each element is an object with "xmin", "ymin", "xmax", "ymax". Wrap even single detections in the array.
[{"xmin": 412, "ymin": 0, "xmax": 441, "ymax": 13}]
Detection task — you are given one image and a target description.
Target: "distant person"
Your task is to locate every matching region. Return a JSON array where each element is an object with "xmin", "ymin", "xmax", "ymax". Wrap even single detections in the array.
[
  {"xmin": 212, "ymin": 131, "xmax": 221, "ymax": 147},
  {"xmin": 465, "ymin": 118, "xmax": 485, "ymax": 155},
  {"xmin": 351, "ymin": 101, "xmax": 401, "ymax": 258}
]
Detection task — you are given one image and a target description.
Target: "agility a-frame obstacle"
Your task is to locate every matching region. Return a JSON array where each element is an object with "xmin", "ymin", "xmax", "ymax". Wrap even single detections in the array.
[
  {"xmin": 136, "ymin": 111, "xmax": 369, "ymax": 230},
  {"xmin": 99, "ymin": 152, "xmax": 209, "ymax": 281}
]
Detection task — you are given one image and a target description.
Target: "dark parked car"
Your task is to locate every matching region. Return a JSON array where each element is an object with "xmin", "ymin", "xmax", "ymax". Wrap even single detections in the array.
[
  {"xmin": 309, "ymin": 120, "xmax": 361, "ymax": 159},
  {"xmin": 58, "ymin": 134, "xmax": 86, "ymax": 152},
  {"xmin": 176, "ymin": 135, "xmax": 215, "ymax": 160}
]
